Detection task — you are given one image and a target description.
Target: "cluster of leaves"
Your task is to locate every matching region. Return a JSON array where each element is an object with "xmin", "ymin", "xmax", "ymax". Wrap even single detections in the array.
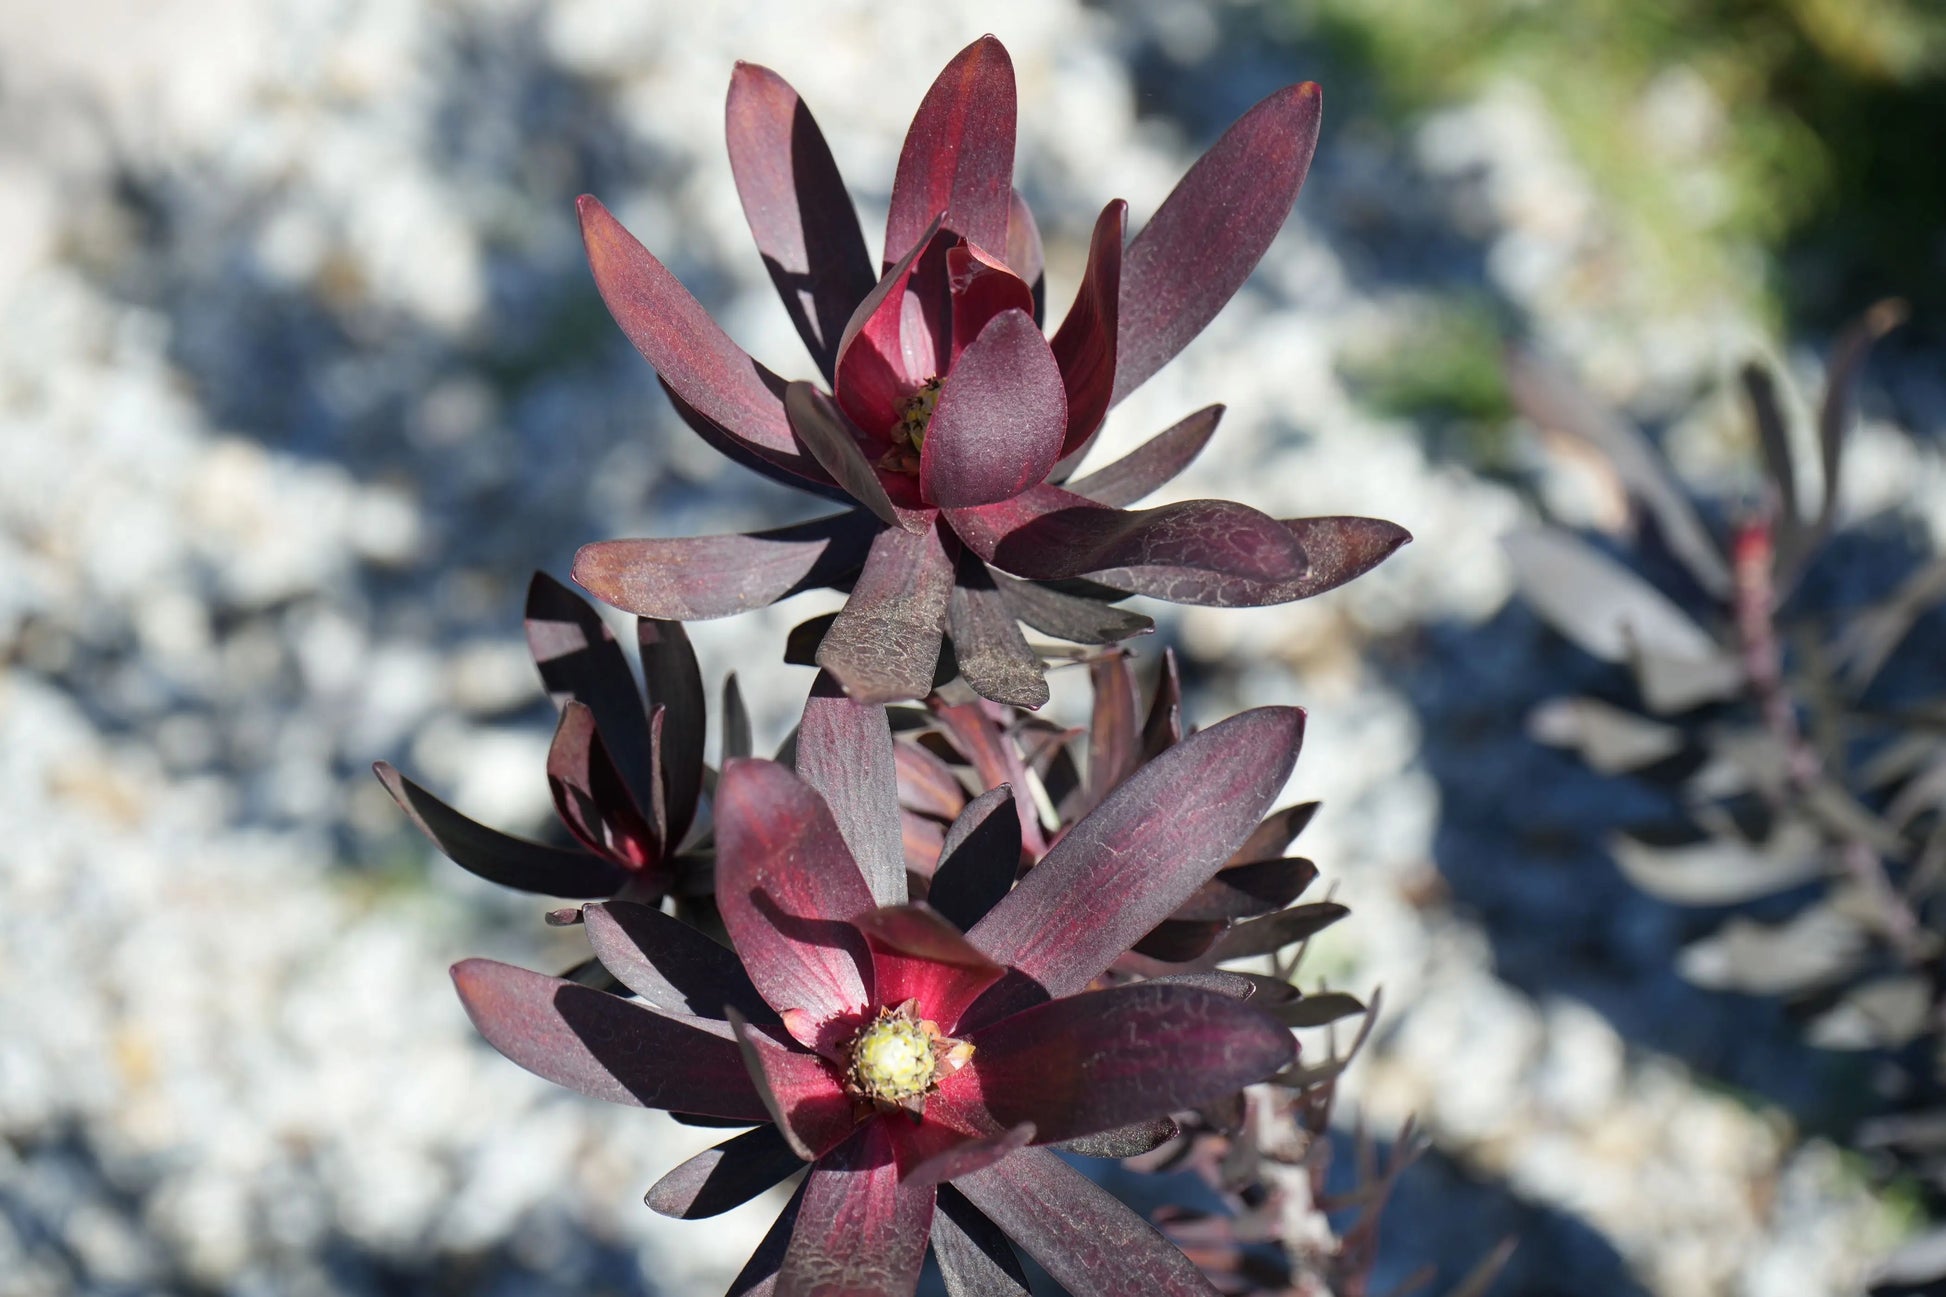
[
  {"xmin": 371, "ymin": 35, "xmax": 1453, "ymax": 1297},
  {"xmin": 1504, "ymin": 305, "xmax": 1946, "ymax": 1271}
]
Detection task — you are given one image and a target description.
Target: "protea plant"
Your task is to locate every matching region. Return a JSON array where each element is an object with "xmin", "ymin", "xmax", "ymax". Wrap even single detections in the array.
[
  {"xmin": 570, "ymin": 35, "xmax": 1408, "ymax": 708},
  {"xmin": 450, "ymin": 700, "xmax": 1309, "ymax": 1295}
]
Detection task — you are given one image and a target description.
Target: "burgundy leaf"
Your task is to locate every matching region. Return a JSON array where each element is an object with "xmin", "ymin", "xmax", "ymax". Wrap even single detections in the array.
[
  {"xmin": 1065, "ymin": 406, "xmax": 1224, "ymax": 509},
  {"xmin": 661, "ymin": 377, "xmax": 853, "ymax": 504},
  {"xmin": 967, "ymin": 707, "xmax": 1304, "ymax": 1008},
  {"xmin": 1130, "ymin": 919, "xmax": 1226, "ymax": 963},
  {"xmin": 797, "ymin": 673, "xmax": 908, "ymax": 906},
  {"xmin": 1087, "ymin": 653, "xmax": 1142, "ymax": 808},
  {"xmin": 573, "ymin": 512, "xmax": 876, "ymax": 621},
  {"xmin": 1275, "ymin": 991, "xmax": 1367, "ymax": 1029},
  {"xmin": 1050, "ymin": 200, "xmax": 1126, "ymax": 457},
  {"xmin": 646, "ymin": 1124, "xmax": 805, "ymax": 1219},
  {"xmin": 1112, "ymin": 82, "xmax": 1322, "ymax": 405},
  {"xmin": 896, "ymin": 738, "xmax": 967, "ymax": 821},
  {"xmin": 638, "ymin": 618, "xmax": 706, "ymax": 849},
  {"xmin": 948, "ymin": 553, "xmax": 1049, "ymax": 709},
  {"xmin": 991, "ymin": 573, "xmax": 1154, "ymax": 645},
  {"xmin": 722, "ymin": 672, "xmax": 754, "ymax": 762},
  {"xmin": 854, "ymin": 904, "xmax": 1006, "ymax": 1031},
  {"xmin": 727, "ymin": 1008, "xmax": 856, "ymax": 1160},
  {"xmin": 950, "ymin": 486, "xmax": 1309, "ymax": 602},
  {"xmin": 1005, "ymin": 190, "xmax": 1044, "ymax": 321},
  {"xmin": 1174, "ymin": 857, "xmax": 1318, "ymax": 922},
  {"xmin": 885, "ymin": 35, "xmax": 1016, "ymax": 264},
  {"xmin": 784, "ymin": 381, "xmax": 927, "ymax": 530},
  {"xmin": 726, "ymin": 63, "xmax": 876, "ymax": 382},
  {"xmin": 525, "ymin": 572, "xmax": 655, "ymax": 811},
  {"xmin": 836, "ymin": 217, "xmax": 947, "ymax": 436},
  {"xmin": 785, "ymin": 612, "xmax": 839, "ymax": 667},
  {"xmin": 715, "ymin": 759, "xmax": 876, "ymax": 1036},
  {"xmin": 777, "ymin": 1122, "xmax": 936, "ymax": 1297},
  {"xmin": 903, "ymin": 808, "xmax": 948, "ymax": 876},
  {"xmin": 816, "ymin": 522, "xmax": 955, "ymax": 705},
  {"xmin": 451, "ymin": 959, "xmax": 767, "ymax": 1120},
  {"xmin": 1141, "ymin": 647, "xmax": 1182, "ymax": 759},
  {"xmin": 1274, "ymin": 516, "xmax": 1413, "ymax": 600},
  {"xmin": 954, "ymin": 1145, "xmax": 1223, "ymax": 1297},
  {"xmin": 927, "ymin": 786, "xmax": 1021, "ymax": 933},
  {"xmin": 948, "ymin": 241, "xmax": 1037, "ymax": 365},
  {"xmin": 578, "ymin": 195, "xmax": 823, "ymax": 483},
  {"xmin": 728, "ymin": 1179, "xmax": 807, "ymax": 1297},
  {"xmin": 933, "ymin": 1185, "xmax": 1030, "ymax": 1297},
  {"xmin": 921, "ymin": 310, "xmax": 1067, "ymax": 509},
  {"xmin": 905, "ymin": 1123, "xmax": 1035, "ymax": 1189},
  {"xmin": 1050, "ymin": 1116, "xmax": 1181, "ymax": 1159},
  {"xmin": 1231, "ymin": 801, "xmax": 1319, "ymax": 864},
  {"xmin": 547, "ymin": 701, "xmax": 662, "ymax": 868},
  {"xmin": 931, "ymin": 701, "xmax": 1046, "ymax": 858},
  {"xmin": 583, "ymin": 900, "xmax": 776, "ymax": 1023},
  {"xmin": 374, "ymin": 763, "xmax": 626, "ymax": 897},
  {"xmin": 1210, "ymin": 901, "xmax": 1349, "ymax": 961}
]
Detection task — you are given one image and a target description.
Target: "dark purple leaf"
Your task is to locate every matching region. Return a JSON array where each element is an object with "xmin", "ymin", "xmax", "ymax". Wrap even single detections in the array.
[
  {"xmin": 896, "ymin": 738, "xmax": 967, "ymax": 820},
  {"xmin": 1741, "ymin": 362, "xmax": 1801, "ymax": 534},
  {"xmin": 645, "ymin": 1124, "xmax": 805, "ymax": 1219},
  {"xmin": 967, "ymin": 707, "xmax": 1304, "ymax": 1008},
  {"xmin": 1141, "ymin": 648, "xmax": 1182, "ymax": 759},
  {"xmin": 1273, "ymin": 991, "xmax": 1366, "ymax": 1029},
  {"xmin": 816, "ymin": 522, "xmax": 955, "ymax": 704},
  {"xmin": 1065, "ymin": 406, "xmax": 1223, "ymax": 508},
  {"xmin": 1113, "ymin": 82, "xmax": 1322, "ymax": 405},
  {"xmin": 546, "ymin": 701, "xmax": 662, "ymax": 868},
  {"xmin": 1049, "ymin": 200, "xmax": 1125, "ymax": 457},
  {"xmin": 451, "ymin": 959, "xmax": 767, "ymax": 1119},
  {"xmin": 726, "ymin": 1008, "xmax": 856, "ymax": 1160},
  {"xmin": 885, "ymin": 35, "xmax": 1016, "ymax": 263},
  {"xmin": 1175, "ymin": 857, "xmax": 1318, "ymax": 922},
  {"xmin": 1145, "ymin": 971, "xmax": 1262, "ymax": 1001},
  {"xmin": 921, "ymin": 310, "xmax": 1066, "ymax": 509},
  {"xmin": 951, "ymin": 487, "xmax": 1309, "ymax": 604},
  {"xmin": 1050, "ymin": 1117, "xmax": 1181, "ymax": 1158},
  {"xmin": 948, "ymin": 553, "xmax": 1048, "ymax": 709},
  {"xmin": 778, "ymin": 1122, "xmax": 936, "ymax": 1297},
  {"xmin": 637, "ymin": 619, "xmax": 705, "ymax": 850},
  {"xmin": 1230, "ymin": 802, "xmax": 1318, "ymax": 864},
  {"xmin": 722, "ymin": 672, "xmax": 753, "ymax": 762},
  {"xmin": 583, "ymin": 900, "xmax": 775, "ymax": 1022},
  {"xmin": 991, "ymin": 573, "xmax": 1154, "ymax": 645},
  {"xmin": 1130, "ymin": 919, "xmax": 1225, "ymax": 962},
  {"xmin": 933, "ymin": 1185, "xmax": 1030, "ymax": 1297},
  {"xmin": 573, "ymin": 512, "xmax": 876, "ymax": 621},
  {"xmin": 785, "ymin": 381, "xmax": 926, "ymax": 531},
  {"xmin": 715, "ymin": 759, "xmax": 875, "ymax": 1036},
  {"xmin": 578, "ymin": 195, "xmax": 825, "ymax": 484},
  {"xmin": 726, "ymin": 63, "xmax": 875, "ymax": 383},
  {"xmin": 1801, "ymin": 299, "xmax": 1906, "ymax": 578},
  {"xmin": 954, "ymin": 1145, "xmax": 1223, "ymax": 1297},
  {"xmin": 906, "ymin": 1123, "xmax": 1035, "ymax": 1189},
  {"xmin": 1087, "ymin": 653, "xmax": 1141, "ymax": 808},
  {"xmin": 797, "ymin": 673, "xmax": 907, "ymax": 906},
  {"xmin": 784, "ymin": 612, "xmax": 839, "ymax": 667},
  {"xmin": 374, "ymin": 762, "xmax": 626, "ymax": 897},
  {"xmin": 927, "ymin": 787, "xmax": 1021, "ymax": 933},
  {"xmin": 1209, "ymin": 902, "xmax": 1348, "ymax": 961},
  {"xmin": 903, "ymin": 808, "xmax": 948, "ymax": 876},
  {"xmin": 525, "ymin": 572, "xmax": 655, "ymax": 811}
]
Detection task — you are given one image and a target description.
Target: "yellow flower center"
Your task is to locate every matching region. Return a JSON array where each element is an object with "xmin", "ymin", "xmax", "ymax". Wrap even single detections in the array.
[
  {"xmin": 894, "ymin": 377, "xmax": 943, "ymax": 451},
  {"xmin": 846, "ymin": 1009, "xmax": 937, "ymax": 1101}
]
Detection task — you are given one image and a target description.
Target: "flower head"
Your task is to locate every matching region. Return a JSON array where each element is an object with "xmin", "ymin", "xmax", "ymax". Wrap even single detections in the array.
[
  {"xmin": 568, "ymin": 36, "xmax": 1408, "ymax": 708},
  {"xmin": 452, "ymin": 696, "xmax": 1309, "ymax": 1295}
]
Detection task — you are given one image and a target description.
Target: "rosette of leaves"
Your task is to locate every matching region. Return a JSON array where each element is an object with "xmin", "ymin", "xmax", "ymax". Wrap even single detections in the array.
[
  {"xmin": 568, "ymin": 36, "xmax": 1408, "ymax": 708},
  {"xmin": 376, "ymin": 573, "xmax": 744, "ymax": 915},
  {"xmin": 1503, "ymin": 304, "xmax": 1946, "ymax": 1055},
  {"xmin": 449, "ymin": 690, "xmax": 1316, "ymax": 1296}
]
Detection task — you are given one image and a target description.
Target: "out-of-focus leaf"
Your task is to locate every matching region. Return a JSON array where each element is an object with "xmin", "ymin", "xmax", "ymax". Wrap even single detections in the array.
[
  {"xmin": 1609, "ymin": 825, "xmax": 1825, "ymax": 906},
  {"xmin": 1141, "ymin": 648, "xmax": 1182, "ymax": 759},
  {"xmin": 1835, "ymin": 554, "xmax": 1946, "ymax": 692},
  {"xmin": 1810, "ymin": 300, "xmax": 1907, "ymax": 547},
  {"xmin": 1527, "ymin": 696, "xmax": 1686, "ymax": 774},
  {"xmin": 1631, "ymin": 644, "xmax": 1745, "ymax": 714},
  {"xmin": 1677, "ymin": 906, "xmax": 1866, "ymax": 996},
  {"xmin": 1087, "ymin": 652, "xmax": 1142, "ymax": 806},
  {"xmin": 1741, "ymin": 362, "xmax": 1802, "ymax": 536},
  {"xmin": 1806, "ymin": 975, "xmax": 1932, "ymax": 1049},
  {"xmin": 1505, "ymin": 347, "xmax": 1729, "ymax": 597},
  {"xmin": 1272, "ymin": 990, "xmax": 1366, "ymax": 1028},
  {"xmin": 1504, "ymin": 527, "xmax": 1720, "ymax": 664},
  {"xmin": 1210, "ymin": 901, "xmax": 1349, "ymax": 960}
]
